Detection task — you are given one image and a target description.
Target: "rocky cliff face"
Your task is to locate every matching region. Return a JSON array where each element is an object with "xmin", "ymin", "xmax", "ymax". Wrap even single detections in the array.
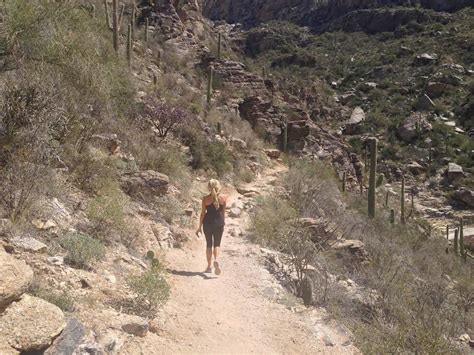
[{"xmin": 202, "ymin": 0, "xmax": 473, "ymax": 30}]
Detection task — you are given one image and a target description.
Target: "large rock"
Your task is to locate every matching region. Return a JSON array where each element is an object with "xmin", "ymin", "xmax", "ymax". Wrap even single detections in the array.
[
  {"xmin": 407, "ymin": 161, "xmax": 425, "ymax": 175},
  {"xmin": 398, "ymin": 112, "xmax": 432, "ymax": 142},
  {"xmin": 0, "ymin": 248, "xmax": 34, "ymax": 310},
  {"xmin": 343, "ymin": 107, "xmax": 365, "ymax": 134},
  {"xmin": 122, "ymin": 317, "xmax": 149, "ymax": 337},
  {"xmin": 446, "ymin": 163, "xmax": 464, "ymax": 183},
  {"xmin": 45, "ymin": 318, "xmax": 85, "ymax": 355},
  {"xmin": 122, "ymin": 170, "xmax": 169, "ymax": 198},
  {"xmin": 451, "ymin": 188, "xmax": 474, "ymax": 208},
  {"xmin": 11, "ymin": 237, "xmax": 47, "ymax": 253},
  {"xmin": 0, "ymin": 295, "xmax": 66, "ymax": 352},
  {"xmin": 331, "ymin": 239, "xmax": 370, "ymax": 264},
  {"xmin": 414, "ymin": 53, "xmax": 438, "ymax": 65}
]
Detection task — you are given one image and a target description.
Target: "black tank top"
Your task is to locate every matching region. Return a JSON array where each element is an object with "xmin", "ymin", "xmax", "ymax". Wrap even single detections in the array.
[{"xmin": 203, "ymin": 203, "xmax": 225, "ymax": 227}]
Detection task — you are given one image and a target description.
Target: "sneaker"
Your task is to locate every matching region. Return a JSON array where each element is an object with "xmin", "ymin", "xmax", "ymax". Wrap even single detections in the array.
[
  {"xmin": 204, "ymin": 266, "xmax": 212, "ymax": 273},
  {"xmin": 214, "ymin": 261, "xmax": 221, "ymax": 275}
]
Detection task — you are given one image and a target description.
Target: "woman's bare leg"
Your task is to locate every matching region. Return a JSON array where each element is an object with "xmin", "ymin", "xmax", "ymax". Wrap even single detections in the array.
[
  {"xmin": 213, "ymin": 246, "xmax": 220, "ymax": 261},
  {"xmin": 206, "ymin": 248, "xmax": 212, "ymax": 269}
]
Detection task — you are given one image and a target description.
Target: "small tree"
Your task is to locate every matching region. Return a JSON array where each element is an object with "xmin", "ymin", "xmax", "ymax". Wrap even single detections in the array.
[{"xmin": 141, "ymin": 98, "xmax": 191, "ymax": 139}]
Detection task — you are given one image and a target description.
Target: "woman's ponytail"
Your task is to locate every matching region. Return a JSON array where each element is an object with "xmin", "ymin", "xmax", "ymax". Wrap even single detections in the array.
[{"xmin": 208, "ymin": 179, "xmax": 221, "ymax": 209}]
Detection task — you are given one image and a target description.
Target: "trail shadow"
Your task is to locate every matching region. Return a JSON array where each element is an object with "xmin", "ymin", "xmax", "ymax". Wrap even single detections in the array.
[{"xmin": 167, "ymin": 269, "xmax": 217, "ymax": 280}]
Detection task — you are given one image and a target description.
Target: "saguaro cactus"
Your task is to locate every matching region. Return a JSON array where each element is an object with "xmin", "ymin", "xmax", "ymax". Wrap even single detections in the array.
[
  {"xmin": 446, "ymin": 225, "xmax": 449, "ymax": 241},
  {"xmin": 207, "ymin": 67, "xmax": 214, "ymax": 104},
  {"xmin": 342, "ymin": 172, "xmax": 346, "ymax": 192},
  {"xmin": 454, "ymin": 228, "xmax": 459, "ymax": 255},
  {"xmin": 301, "ymin": 276, "xmax": 314, "ymax": 306},
  {"xmin": 390, "ymin": 209, "xmax": 395, "ymax": 226},
  {"xmin": 459, "ymin": 218, "xmax": 465, "ymax": 258},
  {"xmin": 283, "ymin": 122, "xmax": 288, "ymax": 153},
  {"xmin": 368, "ymin": 138, "xmax": 377, "ymax": 218},
  {"xmin": 145, "ymin": 18, "xmax": 149, "ymax": 45},
  {"xmin": 217, "ymin": 32, "xmax": 222, "ymax": 60},
  {"xmin": 400, "ymin": 176, "xmax": 406, "ymax": 224},
  {"xmin": 131, "ymin": 1, "xmax": 136, "ymax": 40},
  {"xmin": 112, "ymin": 0, "xmax": 119, "ymax": 52},
  {"xmin": 262, "ymin": 66, "xmax": 267, "ymax": 80},
  {"xmin": 385, "ymin": 191, "xmax": 389, "ymax": 208},
  {"xmin": 127, "ymin": 23, "xmax": 132, "ymax": 67}
]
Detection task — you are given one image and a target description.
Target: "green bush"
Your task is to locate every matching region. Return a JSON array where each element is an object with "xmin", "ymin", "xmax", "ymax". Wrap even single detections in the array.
[
  {"xmin": 61, "ymin": 233, "xmax": 105, "ymax": 269},
  {"xmin": 183, "ymin": 126, "xmax": 232, "ymax": 176},
  {"xmin": 127, "ymin": 268, "xmax": 170, "ymax": 314},
  {"xmin": 30, "ymin": 283, "xmax": 75, "ymax": 312},
  {"xmin": 87, "ymin": 181, "xmax": 127, "ymax": 230}
]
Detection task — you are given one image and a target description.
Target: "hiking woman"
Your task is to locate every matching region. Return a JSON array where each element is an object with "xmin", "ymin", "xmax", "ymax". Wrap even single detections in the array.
[{"xmin": 196, "ymin": 179, "xmax": 227, "ymax": 275}]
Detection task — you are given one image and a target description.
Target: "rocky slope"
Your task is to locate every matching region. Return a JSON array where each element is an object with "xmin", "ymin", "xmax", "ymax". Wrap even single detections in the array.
[{"xmin": 203, "ymin": 0, "xmax": 474, "ymax": 30}]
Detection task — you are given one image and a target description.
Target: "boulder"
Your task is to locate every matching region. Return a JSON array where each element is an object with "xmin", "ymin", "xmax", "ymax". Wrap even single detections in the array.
[
  {"xmin": 0, "ymin": 339, "xmax": 18, "ymax": 355},
  {"xmin": 343, "ymin": 107, "xmax": 365, "ymax": 134},
  {"xmin": 122, "ymin": 318, "xmax": 149, "ymax": 337},
  {"xmin": 230, "ymin": 137, "xmax": 247, "ymax": 150},
  {"xmin": 264, "ymin": 149, "xmax": 281, "ymax": 159},
  {"xmin": 122, "ymin": 170, "xmax": 169, "ymax": 197},
  {"xmin": 414, "ymin": 53, "xmax": 438, "ymax": 65},
  {"xmin": 45, "ymin": 318, "xmax": 85, "ymax": 355},
  {"xmin": 11, "ymin": 237, "xmax": 47, "ymax": 253},
  {"xmin": 228, "ymin": 208, "xmax": 242, "ymax": 218},
  {"xmin": 407, "ymin": 161, "xmax": 425, "ymax": 175},
  {"xmin": 339, "ymin": 92, "xmax": 357, "ymax": 105},
  {"xmin": 451, "ymin": 188, "xmax": 474, "ymax": 208},
  {"xmin": 398, "ymin": 113, "xmax": 432, "ymax": 142},
  {"xmin": 31, "ymin": 219, "xmax": 57, "ymax": 231},
  {"xmin": 331, "ymin": 239, "xmax": 370, "ymax": 264},
  {"xmin": 0, "ymin": 248, "xmax": 34, "ymax": 310},
  {"xmin": 0, "ymin": 295, "xmax": 66, "ymax": 352},
  {"xmin": 446, "ymin": 163, "xmax": 464, "ymax": 183}
]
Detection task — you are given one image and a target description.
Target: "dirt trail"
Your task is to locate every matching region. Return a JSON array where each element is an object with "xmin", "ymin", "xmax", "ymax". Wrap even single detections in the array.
[{"xmin": 122, "ymin": 162, "xmax": 358, "ymax": 354}]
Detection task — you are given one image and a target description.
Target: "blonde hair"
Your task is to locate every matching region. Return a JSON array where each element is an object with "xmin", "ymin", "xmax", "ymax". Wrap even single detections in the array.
[{"xmin": 208, "ymin": 179, "xmax": 221, "ymax": 209}]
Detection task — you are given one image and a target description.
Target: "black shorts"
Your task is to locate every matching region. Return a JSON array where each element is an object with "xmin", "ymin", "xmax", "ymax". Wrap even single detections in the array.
[{"xmin": 203, "ymin": 223, "xmax": 224, "ymax": 248}]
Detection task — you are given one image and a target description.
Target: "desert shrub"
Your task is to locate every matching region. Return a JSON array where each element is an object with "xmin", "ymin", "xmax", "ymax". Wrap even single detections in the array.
[
  {"xmin": 127, "ymin": 266, "xmax": 170, "ymax": 315},
  {"xmin": 140, "ymin": 98, "xmax": 192, "ymax": 139},
  {"xmin": 182, "ymin": 125, "xmax": 232, "ymax": 176},
  {"xmin": 61, "ymin": 232, "xmax": 105, "ymax": 269},
  {"xmin": 87, "ymin": 181, "xmax": 127, "ymax": 227},
  {"xmin": 250, "ymin": 196, "xmax": 297, "ymax": 245},
  {"xmin": 0, "ymin": 80, "xmax": 66, "ymax": 220},
  {"xmin": 156, "ymin": 195, "xmax": 188, "ymax": 225},
  {"xmin": 30, "ymin": 282, "xmax": 75, "ymax": 312}
]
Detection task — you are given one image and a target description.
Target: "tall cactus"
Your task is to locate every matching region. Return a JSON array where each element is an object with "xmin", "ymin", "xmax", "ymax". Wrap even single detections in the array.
[
  {"xmin": 127, "ymin": 23, "xmax": 132, "ymax": 67},
  {"xmin": 390, "ymin": 209, "xmax": 395, "ymax": 226},
  {"xmin": 446, "ymin": 225, "xmax": 449, "ymax": 241},
  {"xmin": 207, "ymin": 67, "xmax": 214, "ymax": 104},
  {"xmin": 131, "ymin": 1, "xmax": 136, "ymax": 40},
  {"xmin": 217, "ymin": 32, "xmax": 222, "ymax": 60},
  {"xmin": 385, "ymin": 191, "xmax": 389, "ymax": 208},
  {"xmin": 283, "ymin": 122, "xmax": 288, "ymax": 153},
  {"xmin": 400, "ymin": 176, "xmax": 406, "ymax": 224},
  {"xmin": 104, "ymin": 0, "xmax": 112, "ymax": 29},
  {"xmin": 459, "ymin": 218, "xmax": 465, "ymax": 258},
  {"xmin": 112, "ymin": 0, "xmax": 119, "ymax": 52},
  {"xmin": 368, "ymin": 138, "xmax": 377, "ymax": 218},
  {"xmin": 342, "ymin": 172, "xmax": 346, "ymax": 192},
  {"xmin": 262, "ymin": 66, "xmax": 267, "ymax": 80},
  {"xmin": 145, "ymin": 18, "xmax": 149, "ymax": 45},
  {"xmin": 454, "ymin": 228, "xmax": 459, "ymax": 255}
]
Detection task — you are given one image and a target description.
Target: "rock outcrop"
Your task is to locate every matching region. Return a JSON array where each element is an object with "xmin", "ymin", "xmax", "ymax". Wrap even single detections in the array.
[
  {"xmin": 0, "ymin": 295, "xmax": 66, "ymax": 352},
  {"xmin": 0, "ymin": 247, "xmax": 34, "ymax": 310},
  {"xmin": 202, "ymin": 0, "xmax": 470, "ymax": 31},
  {"xmin": 122, "ymin": 170, "xmax": 170, "ymax": 198}
]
